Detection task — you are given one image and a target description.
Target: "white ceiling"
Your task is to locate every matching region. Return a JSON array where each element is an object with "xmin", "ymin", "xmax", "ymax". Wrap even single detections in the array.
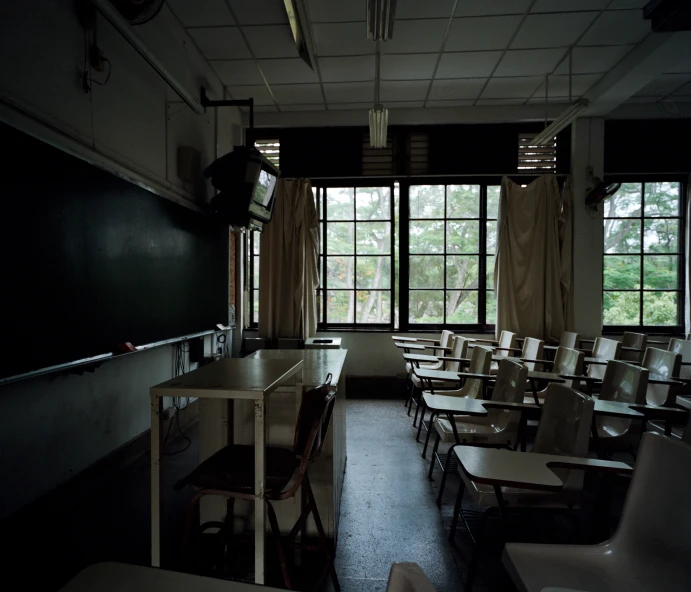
[{"xmin": 167, "ymin": 0, "xmax": 691, "ymax": 114}]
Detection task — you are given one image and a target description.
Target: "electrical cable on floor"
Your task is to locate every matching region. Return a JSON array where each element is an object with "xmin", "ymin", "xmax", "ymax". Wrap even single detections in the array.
[{"xmin": 163, "ymin": 341, "xmax": 192, "ymax": 455}]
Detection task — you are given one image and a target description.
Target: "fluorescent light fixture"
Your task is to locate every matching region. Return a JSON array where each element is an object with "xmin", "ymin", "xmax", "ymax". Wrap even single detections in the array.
[
  {"xmin": 367, "ymin": 0, "xmax": 397, "ymax": 41},
  {"xmin": 282, "ymin": 0, "xmax": 315, "ymax": 69},
  {"xmin": 531, "ymin": 98, "xmax": 590, "ymax": 146},
  {"xmin": 369, "ymin": 104, "xmax": 389, "ymax": 149}
]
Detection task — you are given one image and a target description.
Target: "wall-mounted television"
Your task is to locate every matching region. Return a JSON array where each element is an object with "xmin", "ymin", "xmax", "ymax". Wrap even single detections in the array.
[{"xmin": 205, "ymin": 146, "xmax": 280, "ymax": 229}]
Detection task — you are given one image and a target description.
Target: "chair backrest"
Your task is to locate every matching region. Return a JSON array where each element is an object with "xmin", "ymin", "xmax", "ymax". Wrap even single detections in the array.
[
  {"xmin": 622, "ymin": 331, "xmax": 647, "ymax": 362},
  {"xmin": 559, "ymin": 331, "xmax": 581, "ymax": 349},
  {"xmin": 611, "ymin": 432, "xmax": 691, "ymax": 588},
  {"xmin": 444, "ymin": 336, "xmax": 468, "ymax": 373},
  {"xmin": 552, "ymin": 346, "xmax": 585, "ymax": 388},
  {"xmin": 589, "ymin": 337, "xmax": 622, "ymax": 380},
  {"xmin": 486, "ymin": 358, "xmax": 528, "ymax": 434},
  {"xmin": 440, "ymin": 330, "xmax": 454, "ymax": 349},
  {"xmin": 641, "ymin": 347, "xmax": 681, "ymax": 407},
  {"xmin": 293, "ymin": 381, "xmax": 337, "ymax": 463},
  {"xmin": 458, "ymin": 345, "xmax": 492, "ymax": 399},
  {"xmin": 496, "ymin": 330, "xmax": 517, "ymax": 359},
  {"xmin": 597, "ymin": 360, "xmax": 649, "ymax": 438},
  {"xmin": 533, "ymin": 384, "xmax": 594, "ymax": 487},
  {"xmin": 521, "ymin": 337, "xmax": 544, "ymax": 371},
  {"xmin": 668, "ymin": 338, "xmax": 691, "ymax": 380}
]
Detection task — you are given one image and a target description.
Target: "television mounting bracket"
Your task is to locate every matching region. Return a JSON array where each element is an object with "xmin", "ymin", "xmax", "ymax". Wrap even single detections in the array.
[{"xmin": 200, "ymin": 87, "xmax": 254, "ymax": 147}]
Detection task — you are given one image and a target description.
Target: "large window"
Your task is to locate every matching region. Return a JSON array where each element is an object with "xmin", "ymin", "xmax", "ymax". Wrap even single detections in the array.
[
  {"xmin": 407, "ymin": 184, "xmax": 498, "ymax": 328},
  {"xmin": 603, "ymin": 181, "xmax": 684, "ymax": 329}
]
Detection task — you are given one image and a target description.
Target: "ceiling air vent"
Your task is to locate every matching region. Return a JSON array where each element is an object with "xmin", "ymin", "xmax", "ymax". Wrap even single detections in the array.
[
  {"xmin": 255, "ymin": 139, "xmax": 280, "ymax": 169},
  {"xmin": 518, "ymin": 132, "xmax": 556, "ymax": 172},
  {"xmin": 408, "ymin": 132, "xmax": 429, "ymax": 175},
  {"xmin": 362, "ymin": 134, "xmax": 393, "ymax": 176}
]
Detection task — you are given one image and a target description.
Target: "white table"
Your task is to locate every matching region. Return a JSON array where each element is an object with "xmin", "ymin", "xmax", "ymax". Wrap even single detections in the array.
[
  {"xmin": 150, "ymin": 358, "xmax": 304, "ymax": 584},
  {"xmin": 59, "ymin": 562, "xmax": 285, "ymax": 592}
]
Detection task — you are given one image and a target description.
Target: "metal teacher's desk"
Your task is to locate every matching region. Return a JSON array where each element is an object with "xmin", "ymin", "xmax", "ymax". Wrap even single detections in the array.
[{"xmin": 150, "ymin": 358, "xmax": 304, "ymax": 584}]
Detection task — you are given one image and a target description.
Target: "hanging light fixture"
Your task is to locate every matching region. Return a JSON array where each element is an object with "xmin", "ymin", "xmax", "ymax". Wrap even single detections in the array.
[
  {"xmin": 367, "ymin": 0, "xmax": 397, "ymax": 41},
  {"xmin": 531, "ymin": 99, "xmax": 590, "ymax": 145},
  {"xmin": 369, "ymin": 104, "xmax": 389, "ymax": 148}
]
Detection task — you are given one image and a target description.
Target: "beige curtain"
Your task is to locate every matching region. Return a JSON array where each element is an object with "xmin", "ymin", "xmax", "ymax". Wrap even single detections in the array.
[
  {"xmin": 258, "ymin": 178, "xmax": 319, "ymax": 340},
  {"xmin": 495, "ymin": 175, "xmax": 573, "ymax": 342},
  {"xmin": 686, "ymin": 176, "xmax": 690, "ymax": 335}
]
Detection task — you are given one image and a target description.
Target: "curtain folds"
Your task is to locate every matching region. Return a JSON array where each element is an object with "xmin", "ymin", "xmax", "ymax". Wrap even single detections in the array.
[
  {"xmin": 258, "ymin": 178, "xmax": 319, "ymax": 341},
  {"xmin": 686, "ymin": 176, "xmax": 690, "ymax": 335},
  {"xmin": 495, "ymin": 175, "xmax": 573, "ymax": 342}
]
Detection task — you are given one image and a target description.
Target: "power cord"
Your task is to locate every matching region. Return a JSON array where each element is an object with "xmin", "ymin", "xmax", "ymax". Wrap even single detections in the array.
[{"xmin": 164, "ymin": 341, "xmax": 192, "ymax": 455}]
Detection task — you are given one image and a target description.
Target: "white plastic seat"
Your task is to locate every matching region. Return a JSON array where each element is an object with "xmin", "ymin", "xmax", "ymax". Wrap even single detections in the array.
[
  {"xmin": 457, "ymin": 384, "xmax": 594, "ymax": 508},
  {"xmin": 433, "ymin": 358, "xmax": 528, "ymax": 445},
  {"xmin": 523, "ymin": 346, "xmax": 584, "ymax": 404},
  {"xmin": 502, "ymin": 431, "xmax": 691, "ymax": 592},
  {"xmin": 640, "ymin": 346, "xmax": 681, "ymax": 407},
  {"xmin": 485, "ymin": 331, "xmax": 519, "ymax": 373},
  {"xmin": 621, "ymin": 331, "xmax": 647, "ymax": 362},
  {"xmin": 668, "ymin": 338, "xmax": 691, "ymax": 380},
  {"xmin": 594, "ymin": 361, "xmax": 648, "ymax": 440},
  {"xmin": 587, "ymin": 337, "xmax": 621, "ymax": 381},
  {"xmin": 405, "ymin": 329, "xmax": 453, "ymax": 376},
  {"xmin": 411, "ymin": 335, "xmax": 466, "ymax": 390},
  {"xmin": 518, "ymin": 337, "xmax": 544, "ymax": 372},
  {"xmin": 559, "ymin": 331, "xmax": 580, "ymax": 349},
  {"xmin": 422, "ymin": 345, "xmax": 493, "ymax": 401}
]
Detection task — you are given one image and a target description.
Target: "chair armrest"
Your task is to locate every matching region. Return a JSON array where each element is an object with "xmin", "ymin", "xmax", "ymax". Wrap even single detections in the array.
[
  {"xmin": 437, "ymin": 356, "xmax": 472, "ymax": 363},
  {"xmin": 457, "ymin": 372, "xmax": 495, "ymax": 380},
  {"xmin": 422, "ymin": 345, "xmax": 452, "ymax": 352},
  {"xmin": 621, "ymin": 346, "xmax": 644, "ymax": 352},
  {"xmin": 580, "ymin": 338, "xmax": 596, "ymax": 343},
  {"xmin": 468, "ymin": 338, "xmax": 499, "ymax": 345},
  {"xmin": 414, "ymin": 338, "xmax": 442, "ymax": 344},
  {"xmin": 560, "ymin": 374, "xmax": 602, "ymax": 383},
  {"xmin": 521, "ymin": 358, "xmax": 554, "ymax": 366},
  {"xmin": 648, "ymin": 376, "xmax": 685, "ymax": 386},
  {"xmin": 493, "ymin": 346, "xmax": 523, "ymax": 353}
]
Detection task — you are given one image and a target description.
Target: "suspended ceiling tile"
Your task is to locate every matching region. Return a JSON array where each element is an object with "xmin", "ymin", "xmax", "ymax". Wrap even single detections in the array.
[
  {"xmin": 243, "ymin": 25, "xmax": 299, "ymax": 58},
  {"xmin": 328, "ymin": 102, "xmax": 374, "ymax": 110},
  {"xmin": 281, "ymin": 104, "xmax": 327, "ymax": 111},
  {"xmin": 380, "ymin": 54, "xmax": 438, "ymax": 80},
  {"xmin": 579, "ymin": 10, "xmax": 651, "ymax": 46},
  {"xmin": 455, "ymin": 0, "xmax": 531, "ymax": 17},
  {"xmin": 380, "ymin": 80, "xmax": 430, "ymax": 102},
  {"xmin": 554, "ymin": 45, "xmax": 634, "ymax": 75},
  {"xmin": 672, "ymin": 82, "xmax": 691, "ymax": 96},
  {"xmin": 526, "ymin": 96, "xmax": 573, "ymax": 104},
  {"xmin": 211, "ymin": 59, "xmax": 264, "ymax": 85},
  {"xmin": 319, "ymin": 55, "xmax": 376, "ymax": 82},
  {"xmin": 532, "ymin": 0, "xmax": 610, "ymax": 12},
  {"xmin": 511, "ymin": 12, "xmax": 599, "ymax": 49},
  {"xmin": 270, "ymin": 84, "xmax": 323, "ymax": 105},
  {"xmin": 664, "ymin": 56, "xmax": 691, "ymax": 74},
  {"xmin": 253, "ymin": 105, "xmax": 278, "ymax": 111},
  {"xmin": 436, "ymin": 51, "xmax": 502, "ymax": 79},
  {"xmin": 426, "ymin": 99, "xmax": 476, "ymax": 107},
  {"xmin": 388, "ymin": 101, "xmax": 426, "ymax": 108},
  {"xmin": 313, "ymin": 22, "xmax": 373, "ymax": 56},
  {"xmin": 227, "ymin": 0, "xmax": 288, "ymax": 25},
  {"xmin": 624, "ymin": 96, "xmax": 660, "ymax": 103},
  {"xmin": 257, "ymin": 58, "xmax": 319, "ymax": 84},
  {"xmin": 533, "ymin": 73, "xmax": 602, "ymax": 98},
  {"xmin": 188, "ymin": 27, "xmax": 250, "ymax": 59},
  {"xmin": 607, "ymin": 0, "xmax": 649, "ymax": 7},
  {"xmin": 495, "ymin": 48, "xmax": 564, "ymax": 77},
  {"xmin": 381, "ymin": 19, "xmax": 448, "ymax": 54},
  {"xmin": 446, "ymin": 16, "xmax": 523, "ymax": 51},
  {"xmin": 397, "ymin": 0, "xmax": 455, "ymax": 19},
  {"xmin": 167, "ymin": 0, "xmax": 234, "ymax": 27},
  {"xmin": 323, "ymin": 81, "xmax": 375, "ymax": 103},
  {"xmin": 476, "ymin": 98, "xmax": 528, "ymax": 105},
  {"xmin": 481, "ymin": 76, "xmax": 543, "ymax": 99},
  {"xmin": 227, "ymin": 84, "xmax": 274, "ymax": 104},
  {"xmin": 308, "ymin": 0, "xmax": 363, "ymax": 22},
  {"xmin": 634, "ymin": 74, "xmax": 691, "ymax": 97},
  {"xmin": 429, "ymin": 78, "xmax": 487, "ymax": 100}
]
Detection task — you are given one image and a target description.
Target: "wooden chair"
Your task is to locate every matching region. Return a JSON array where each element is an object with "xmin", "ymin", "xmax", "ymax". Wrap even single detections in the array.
[{"xmin": 176, "ymin": 376, "xmax": 339, "ymax": 591}]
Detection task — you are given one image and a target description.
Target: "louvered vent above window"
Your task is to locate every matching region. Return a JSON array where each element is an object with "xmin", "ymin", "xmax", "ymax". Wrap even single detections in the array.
[
  {"xmin": 362, "ymin": 135, "xmax": 393, "ymax": 176},
  {"xmin": 408, "ymin": 132, "xmax": 429, "ymax": 175},
  {"xmin": 255, "ymin": 139, "xmax": 280, "ymax": 169},
  {"xmin": 518, "ymin": 133, "xmax": 556, "ymax": 172}
]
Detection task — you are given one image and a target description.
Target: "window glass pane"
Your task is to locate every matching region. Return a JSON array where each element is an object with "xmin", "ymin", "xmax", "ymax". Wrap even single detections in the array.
[
  {"xmin": 486, "ymin": 291, "xmax": 496, "ymax": 325},
  {"xmin": 356, "ymin": 256, "xmax": 391, "ymax": 290},
  {"xmin": 253, "ymin": 257, "xmax": 260, "ymax": 286},
  {"xmin": 486, "ymin": 221, "xmax": 497, "ymax": 254},
  {"xmin": 409, "ymin": 290, "xmax": 444, "ymax": 324},
  {"xmin": 603, "ymin": 291, "xmax": 640, "ymax": 325},
  {"xmin": 410, "ymin": 256, "xmax": 444, "ymax": 288},
  {"xmin": 644, "ymin": 255, "xmax": 678, "ymax": 290},
  {"xmin": 356, "ymin": 187, "xmax": 391, "ymax": 220},
  {"xmin": 446, "ymin": 290, "xmax": 478, "ymax": 324},
  {"xmin": 410, "ymin": 185, "xmax": 444, "ymax": 219},
  {"xmin": 603, "ymin": 255, "xmax": 640, "ymax": 290},
  {"xmin": 319, "ymin": 222, "xmax": 323, "ymax": 254},
  {"xmin": 356, "ymin": 291, "xmax": 391, "ymax": 323},
  {"xmin": 327, "ymin": 290, "xmax": 354, "ymax": 323},
  {"xmin": 326, "ymin": 187, "xmax": 354, "ymax": 220},
  {"xmin": 446, "ymin": 256, "xmax": 479, "ymax": 290},
  {"xmin": 487, "ymin": 186, "xmax": 500, "ymax": 220},
  {"xmin": 447, "ymin": 185, "xmax": 480, "ymax": 218},
  {"xmin": 644, "ymin": 182, "xmax": 680, "ymax": 217},
  {"xmin": 486, "ymin": 255, "xmax": 495, "ymax": 288},
  {"xmin": 326, "ymin": 222, "xmax": 354, "ymax": 254},
  {"xmin": 644, "ymin": 219, "xmax": 678, "ymax": 253},
  {"xmin": 253, "ymin": 290, "xmax": 259, "ymax": 324},
  {"xmin": 643, "ymin": 292, "xmax": 678, "ymax": 326},
  {"xmin": 447, "ymin": 221, "xmax": 479, "ymax": 253},
  {"xmin": 356, "ymin": 222, "xmax": 391, "ymax": 254},
  {"xmin": 253, "ymin": 233, "xmax": 260, "ymax": 255},
  {"xmin": 326, "ymin": 256, "xmax": 353, "ymax": 289},
  {"xmin": 604, "ymin": 183, "xmax": 641, "ymax": 218},
  {"xmin": 410, "ymin": 220, "xmax": 444, "ymax": 253},
  {"xmin": 604, "ymin": 219, "xmax": 641, "ymax": 253}
]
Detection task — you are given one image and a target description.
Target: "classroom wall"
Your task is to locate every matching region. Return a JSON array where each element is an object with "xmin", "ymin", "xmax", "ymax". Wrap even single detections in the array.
[{"xmin": 0, "ymin": 0, "xmax": 242, "ymax": 519}]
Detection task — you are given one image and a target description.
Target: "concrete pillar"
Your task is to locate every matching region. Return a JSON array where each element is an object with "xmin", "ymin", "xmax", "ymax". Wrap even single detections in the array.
[{"xmin": 570, "ymin": 118, "xmax": 605, "ymax": 338}]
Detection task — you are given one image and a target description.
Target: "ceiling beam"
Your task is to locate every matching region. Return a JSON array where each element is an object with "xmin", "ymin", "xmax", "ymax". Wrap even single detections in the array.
[{"xmin": 584, "ymin": 31, "xmax": 691, "ymax": 116}]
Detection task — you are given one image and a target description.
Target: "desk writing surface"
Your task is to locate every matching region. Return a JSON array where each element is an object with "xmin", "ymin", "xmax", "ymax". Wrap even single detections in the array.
[
  {"xmin": 527, "ymin": 371, "xmax": 565, "ymax": 382},
  {"xmin": 415, "ymin": 368, "xmax": 466, "ymax": 381},
  {"xmin": 677, "ymin": 396, "xmax": 691, "ymax": 411},
  {"xmin": 151, "ymin": 358, "xmax": 302, "ymax": 397},
  {"xmin": 422, "ymin": 393, "xmax": 488, "ymax": 415},
  {"xmin": 593, "ymin": 400, "xmax": 645, "ymax": 419},
  {"xmin": 403, "ymin": 353, "xmax": 441, "ymax": 363},
  {"xmin": 247, "ymin": 349, "xmax": 346, "ymax": 387}
]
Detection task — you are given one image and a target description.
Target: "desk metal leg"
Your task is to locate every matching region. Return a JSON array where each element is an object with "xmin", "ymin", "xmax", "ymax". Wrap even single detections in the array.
[
  {"xmin": 150, "ymin": 394, "xmax": 163, "ymax": 567},
  {"xmin": 254, "ymin": 400, "xmax": 266, "ymax": 584}
]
